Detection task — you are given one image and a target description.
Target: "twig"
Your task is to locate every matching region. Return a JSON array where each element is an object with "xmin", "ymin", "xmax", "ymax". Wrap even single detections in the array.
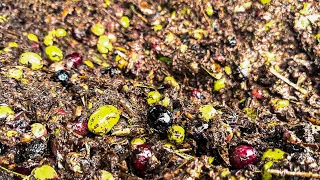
[
  {"xmin": 0, "ymin": 166, "xmax": 28, "ymax": 179},
  {"xmin": 266, "ymin": 169, "xmax": 320, "ymax": 178},
  {"xmin": 269, "ymin": 67, "xmax": 308, "ymax": 95},
  {"xmin": 130, "ymin": 5, "xmax": 148, "ymax": 23},
  {"xmin": 199, "ymin": 1, "xmax": 211, "ymax": 27}
]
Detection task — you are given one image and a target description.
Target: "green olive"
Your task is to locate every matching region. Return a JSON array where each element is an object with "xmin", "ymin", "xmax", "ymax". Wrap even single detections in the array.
[
  {"xmin": 88, "ymin": 105, "xmax": 120, "ymax": 135},
  {"xmin": 271, "ymin": 99, "xmax": 289, "ymax": 110},
  {"xmin": 199, "ymin": 104, "xmax": 217, "ymax": 122},
  {"xmin": 31, "ymin": 165, "xmax": 58, "ymax": 180},
  {"xmin": 131, "ymin": 137, "xmax": 146, "ymax": 147},
  {"xmin": 262, "ymin": 161, "xmax": 274, "ymax": 180},
  {"xmin": 91, "ymin": 23, "xmax": 105, "ymax": 36},
  {"xmin": 262, "ymin": 148, "xmax": 285, "ymax": 162},
  {"xmin": 44, "ymin": 35, "xmax": 54, "ymax": 46},
  {"xmin": 0, "ymin": 105, "xmax": 14, "ymax": 119},
  {"xmin": 120, "ymin": 16, "xmax": 130, "ymax": 28},
  {"xmin": 45, "ymin": 46, "xmax": 63, "ymax": 61},
  {"xmin": 55, "ymin": 28, "xmax": 67, "ymax": 37},
  {"xmin": 164, "ymin": 76, "xmax": 179, "ymax": 89},
  {"xmin": 99, "ymin": 170, "xmax": 115, "ymax": 180},
  {"xmin": 7, "ymin": 68, "xmax": 23, "ymax": 80},
  {"xmin": 31, "ymin": 123, "xmax": 47, "ymax": 138},
  {"xmin": 27, "ymin": 33, "xmax": 39, "ymax": 43},
  {"xmin": 147, "ymin": 91, "xmax": 161, "ymax": 105},
  {"xmin": 19, "ymin": 52, "xmax": 43, "ymax": 70},
  {"xmin": 213, "ymin": 78, "xmax": 225, "ymax": 91},
  {"xmin": 97, "ymin": 35, "xmax": 113, "ymax": 54},
  {"xmin": 168, "ymin": 125, "xmax": 185, "ymax": 143}
]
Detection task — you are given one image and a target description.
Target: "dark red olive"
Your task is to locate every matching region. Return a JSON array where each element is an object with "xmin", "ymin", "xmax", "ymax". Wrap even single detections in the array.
[
  {"xmin": 191, "ymin": 89, "xmax": 204, "ymax": 99},
  {"xmin": 68, "ymin": 121, "xmax": 88, "ymax": 136},
  {"xmin": 131, "ymin": 144, "xmax": 153, "ymax": 174},
  {"xmin": 229, "ymin": 145, "xmax": 258, "ymax": 169},
  {"xmin": 66, "ymin": 52, "xmax": 82, "ymax": 68}
]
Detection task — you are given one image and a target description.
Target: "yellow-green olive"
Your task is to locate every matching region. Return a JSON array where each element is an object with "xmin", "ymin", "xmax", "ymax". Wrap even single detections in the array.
[
  {"xmin": 55, "ymin": 28, "xmax": 67, "ymax": 37},
  {"xmin": 0, "ymin": 105, "xmax": 14, "ymax": 119},
  {"xmin": 45, "ymin": 46, "xmax": 63, "ymax": 61},
  {"xmin": 30, "ymin": 165, "xmax": 58, "ymax": 180},
  {"xmin": 44, "ymin": 34, "xmax": 54, "ymax": 46},
  {"xmin": 131, "ymin": 137, "xmax": 146, "ymax": 146},
  {"xmin": 213, "ymin": 78, "xmax": 225, "ymax": 91},
  {"xmin": 97, "ymin": 35, "xmax": 113, "ymax": 54},
  {"xmin": 27, "ymin": 33, "xmax": 39, "ymax": 43},
  {"xmin": 7, "ymin": 68, "xmax": 23, "ymax": 80},
  {"xmin": 19, "ymin": 52, "xmax": 43, "ymax": 70},
  {"xmin": 168, "ymin": 125, "xmax": 185, "ymax": 143},
  {"xmin": 88, "ymin": 105, "xmax": 120, "ymax": 135},
  {"xmin": 99, "ymin": 170, "xmax": 115, "ymax": 180},
  {"xmin": 271, "ymin": 99, "xmax": 289, "ymax": 110},
  {"xmin": 120, "ymin": 16, "xmax": 130, "ymax": 28},
  {"xmin": 91, "ymin": 23, "xmax": 105, "ymax": 36},
  {"xmin": 164, "ymin": 76, "xmax": 179, "ymax": 89},
  {"xmin": 262, "ymin": 148, "xmax": 285, "ymax": 162},
  {"xmin": 147, "ymin": 91, "xmax": 161, "ymax": 105},
  {"xmin": 31, "ymin": 123, "xmax": 47, "ymax": 138},
  {"xmin": 199, "ymin": 104, "xmax": 217, "ymax": 122}
]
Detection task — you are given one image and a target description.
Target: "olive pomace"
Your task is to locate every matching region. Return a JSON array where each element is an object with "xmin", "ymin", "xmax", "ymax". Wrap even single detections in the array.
[{"xmin": 147, "ymin": 105, "xmax": 172, "ymax": 136}]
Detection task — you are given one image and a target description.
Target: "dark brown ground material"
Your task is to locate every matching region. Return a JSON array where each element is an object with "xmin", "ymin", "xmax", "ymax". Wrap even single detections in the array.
[{"xmin": 0, "ymin": 0, "xmax": 320, "ymax": 179}]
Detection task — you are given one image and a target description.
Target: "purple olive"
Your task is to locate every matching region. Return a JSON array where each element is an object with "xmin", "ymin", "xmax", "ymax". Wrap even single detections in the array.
[
  {"xmin": 131, "ymin": 144, "xmax": 153, "ymax": 174},
  {"xmin": 65, "ymin": 52, "xmax": 82, "ymax": 68},
  {"xmin": 68, "ymin": 121, "xmax": 88, "ymax": 136},
  {"xmin": 229, "ymin": 145, "xmax": 258, "ymax": 169},
  {"xmin": 191, "ymin": 89, "xmax": 204, "ymax": 99}
]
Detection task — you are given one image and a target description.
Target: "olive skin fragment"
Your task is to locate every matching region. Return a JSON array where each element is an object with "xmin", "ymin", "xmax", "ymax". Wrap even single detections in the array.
[{"xmin": 88, "ymin": 105, "xmax": 120, "ymax": 136}]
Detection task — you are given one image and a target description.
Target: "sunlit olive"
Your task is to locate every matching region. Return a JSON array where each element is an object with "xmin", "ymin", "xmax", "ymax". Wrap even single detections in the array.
[
  {"xmin": 168, "ymin": 125, "xmax": 185, "ymax": 144},
  {"xmin": 19, "ymin": 52, "xmax": 43, "ymax": 70},
  {"xmin": 88, "ymin": 105, "xmax": 120, "ymax": 135},
  {"xmin": 91, "ymin": 23, "xmax": 105, "ymax": 36},
  {"xmin": 0, "ymin": 105, "xmax": 14, "ymax": 119},
  {"xmin": 45, "ymin": 46, "xmax": 63, "ymax": 61},
  {"xmin": 147, "ymin": 91, "xmax": 161, "ymax": 105},
  {"xmin": 98, "ymin": 170, "xmax": 115, "ymax": 180},
  {"xmin": 262, "ymin": 148, "xmax": 285, "ymax": 162},
  {"xmin": 30, "ymin": 165, "xmax": 58, "ymax": 180},
  {"xmin": 97, "ymin": 35, "xmax": 113, "ymax": 54},
  {"xmin": 120, "ymin": 16, "xmax": 130, "ymax": 28},
  {"xmin": 55, "ymin": 28, "xmax": 67, "ymax": 37}
]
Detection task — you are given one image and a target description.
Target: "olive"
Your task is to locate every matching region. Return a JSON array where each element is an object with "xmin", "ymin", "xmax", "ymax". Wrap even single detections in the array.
[
  {"xmin": 87, "ymin": 105, "xmax": 120, "ymax": 136},
  {"xmin": 55, "ymin": 28, "xmax": 67, "ymax": 37},
  {"xmin": 68, "ymin": 121, "xmax": 88, "ymax": 136},
  {"xmin": 147, "ymin": 91, "xmax": 161, "ymax": 105},
  {"xmin": 65, "ymin": 52, "xmax": 82, "ymax": 68},
  {"xmin": 100, "ymin": 66, "xmax": 121, "ymax": 77},
  {"xmin": 19, "ymin": 52, "xmax": 43, "ymax": 70},
  {"xmin": 227, "ymin": 37, "xmax": 237, "ymax": 47},
  {"xmin": 147, "ymin": 105, "xmax": 172, "ymax": 136},
  {"xmin": 97, "ymin": 35, "xmax": 113, "ymax": 54},
  {"xmin": 0, "ymin": 105, "xmax": 14, "ymax": 119},
  {"xmin": 229, "ymin": 145, "xmax": 258, "ymax": 169},
  {"xmin": 91, "ymin": 23, "xmax": 105, "ymax": 36},
  {"xmin": 262, "ymin": 148, "xmax": 285, "ymax": 162},
  {"xmin": 45, "ymin": 45, "xmax": 63, "ymax": 61},
  {"xmin": 131, "ymin": 144, "xmax": 154, "ymax": 175},
  {"xmin": 168, "ymin": 125, "xmax": 185, "ymax": 144},
  {"xmin": 98, "ymin": 170, "xmax": 115, "ymax": 180},
  {"xmin": 30, "ymin": 165, "xmax": 58, "ymax": 180},
  {"xmin": 53, "ymin": 70, "xmax": 69, "ymax": 87}
]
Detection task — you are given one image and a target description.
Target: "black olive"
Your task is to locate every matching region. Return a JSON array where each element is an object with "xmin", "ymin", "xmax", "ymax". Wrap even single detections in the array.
[
  {"xmin": 100, "ymin": 66, "xmax": 121, "ymax": 78},
  {"xmin": 147, "ymin": 105, "xmax": 172, "ymax": 137},
  {"xmin": 227, "ymin": 37, "xmax": 237, "ymax": 47}
]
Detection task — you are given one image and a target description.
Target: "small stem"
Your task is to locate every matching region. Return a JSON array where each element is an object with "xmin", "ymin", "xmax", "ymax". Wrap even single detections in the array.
[
  {"xmin": 269, "ymin": 67, "xmax": 308, "ymax": 95},
  {"xmin": 266, "ymin": 169, "xmax": 320, "ymax": 178},
  {"xmin": 0, "ymin": 166, "xmax": 28, "ymax": 179}
]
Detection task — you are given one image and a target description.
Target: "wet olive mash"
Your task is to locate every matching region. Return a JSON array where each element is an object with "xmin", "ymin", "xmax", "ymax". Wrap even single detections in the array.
[{"xmin": 0, "ymin": 0, "xmax": 320, "ymax": 179}]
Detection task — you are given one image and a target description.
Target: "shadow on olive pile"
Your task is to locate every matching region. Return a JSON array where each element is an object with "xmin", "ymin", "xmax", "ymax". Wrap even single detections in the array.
[{"xmin": 0, "ymin": 0, "xmax": 320, "ymax": 179}]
